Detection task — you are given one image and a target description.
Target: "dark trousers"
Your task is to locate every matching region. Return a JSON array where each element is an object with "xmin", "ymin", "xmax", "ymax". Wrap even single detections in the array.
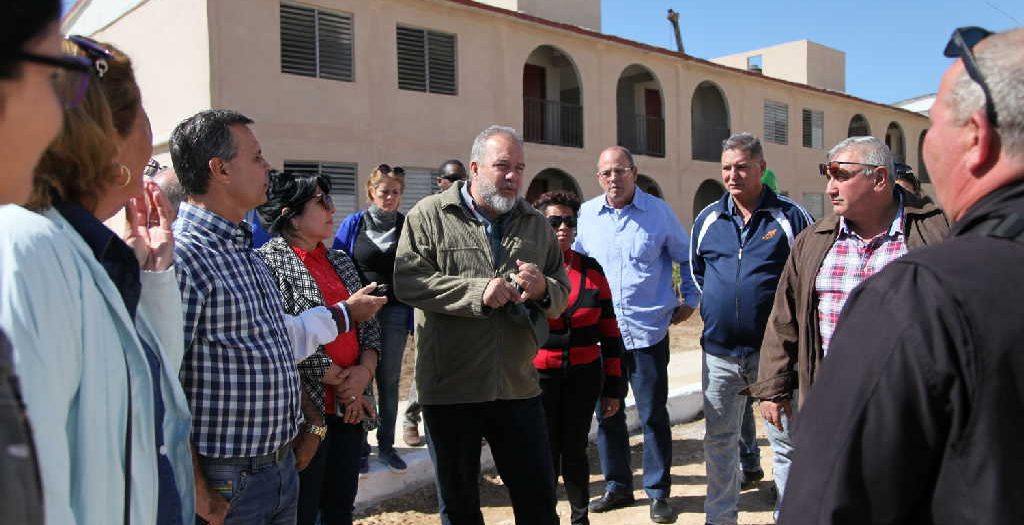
[
  {"xmin": 297, "ymin": 417, "xmax": 364, "ymax": 525},
  {"xmin": 595, "ymin": 337, "xmax": 672, "ymax": 499},
  {"xmin": 423, "ymin": 396, "xmax": 559, "ymax": 525},
  {"xmin": 539, "ymin": 361, "xmax": 603, "ymax": 525}
]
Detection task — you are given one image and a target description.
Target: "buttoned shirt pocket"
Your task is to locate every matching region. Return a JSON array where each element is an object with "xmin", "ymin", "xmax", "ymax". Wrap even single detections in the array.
[{"xmin": 630, "ymin": 232, "xmax": 660, "ymax": 264}]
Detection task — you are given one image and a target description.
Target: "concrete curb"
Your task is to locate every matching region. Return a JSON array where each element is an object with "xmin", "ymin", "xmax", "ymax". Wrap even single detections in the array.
[{"xmin": 354, "ymin": 381, "xmax": 703, "ymax": 510}]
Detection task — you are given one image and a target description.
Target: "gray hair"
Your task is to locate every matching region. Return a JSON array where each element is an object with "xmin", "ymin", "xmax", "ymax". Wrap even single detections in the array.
[
  {"xmin": 169, "ymin": 109, "xmax": 254, "ymax": 196},
  {"xmin": 949, "ymin": 27, "xmax": 1024, "ymax": 159},
  {"xmin": 722, "ymin": 132, "xmax": 764, "ymax": 161},
  {"xmin": 827, "ymin": 136, "xmax": 895, "ymax": 184},
  {"xmin": 470, "ymin": 125, "xmax": 523, "ymax": 164}
]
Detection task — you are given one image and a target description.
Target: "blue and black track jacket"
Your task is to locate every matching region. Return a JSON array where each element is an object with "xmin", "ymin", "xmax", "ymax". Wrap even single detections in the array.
[{"xmin": 690, "ymin": 188, "xmax": 812, "ymax": 357}]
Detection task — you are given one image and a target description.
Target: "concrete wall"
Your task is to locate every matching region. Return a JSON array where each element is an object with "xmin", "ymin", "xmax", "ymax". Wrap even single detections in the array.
[
  {"xmin": 90, "ymin": 0, "xmax": 212, "ymax": 151},
  {"xmin": 711, "ymin": 40, "xmax": 846, "ymax": 93},
  {"xmin": 478, "ymin": 0, "xmax": 601, "ymax": 31},
  {"xmin": 89, "ymin": 0, "xmax": 927, "ymax": 225}
]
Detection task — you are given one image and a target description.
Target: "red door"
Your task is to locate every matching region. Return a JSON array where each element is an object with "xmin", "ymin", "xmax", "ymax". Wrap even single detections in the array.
[
  {"xmin": 644, "ymin": 89, "xmax": 663, "ymax": 155},
  {"xmin": 523, "ymin": 64, "xmax": 546, "ymax": 142}
]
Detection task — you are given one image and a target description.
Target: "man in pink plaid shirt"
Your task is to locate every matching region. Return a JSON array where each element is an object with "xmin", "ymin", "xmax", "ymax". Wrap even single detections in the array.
[{"xmin": 747, "ymin": 136, "xmax": 949, "ymax": 507}]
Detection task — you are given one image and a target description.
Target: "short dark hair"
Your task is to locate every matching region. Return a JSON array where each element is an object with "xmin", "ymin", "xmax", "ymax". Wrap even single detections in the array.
[
  {"xmin": 533, "ymin": 190, "xmax": 581, "ymax": 215},
  {"xmin": 0, "ymin": 0, "xmax": 60, "ymax": 79},
  {"xmin": 439, "ymin": 159, "xmax": 466, "ymax": 173},
  {"xmin": 256, "ymin": 171, "xmax": 331, "ymax": 238},
  {"xmin": 169, "ymin": 109, "xmax": 254, "ymax": 196}
]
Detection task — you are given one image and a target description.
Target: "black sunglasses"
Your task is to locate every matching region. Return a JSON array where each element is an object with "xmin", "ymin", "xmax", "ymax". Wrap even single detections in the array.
[
  {"xmin": 376, "ymin": 164, "xmax": 405, "ymax": 176},
  {"xmin": 944, "ymin": 26, "xmax": 998, "ymax": 127},
  {"xmin": 547, "ymin": 215, "xmax": 577, "ymax": 229},
  {"xmin": 17, "ymin": 49, "xmax": 92, "ymax": 109}
]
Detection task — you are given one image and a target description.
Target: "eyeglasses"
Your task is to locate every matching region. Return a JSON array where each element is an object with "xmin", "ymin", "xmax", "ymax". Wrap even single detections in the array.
[
  {"xmin": 17, "ymin": 50, "xmax": 92, "ymax": 109},
  {"xmin": 944, "ymin": 26, "xmax": 997, "ymax": 127},
  {"xmin": 818, "ymin": 161, "xmax": 881, "ymax": 181},
  {"xmin": 311, "ymin": 192, "xmax": 334, "ymax": 210},
  {"xmin": 547, "ymin": 215, "xmax": 577, "ymax": 229},
  {"xmin": 438, "ymin": 173, "xmax": 466, "ymax": 182},
  {"xmin": 597, "ymin": 166, "xmax": 634, "ymax": 179},
  {"xmin": 143, "ymin": 159, "xmax": 166, "ymax": 178},
  {"xmin": 376, "ymin": 164, "xmax": 405, "ymax": 176}
]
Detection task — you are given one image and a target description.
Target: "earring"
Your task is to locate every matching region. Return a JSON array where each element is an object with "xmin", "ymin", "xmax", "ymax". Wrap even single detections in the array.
[{"xmin": 118, "ymin": 164, "xmax": 133, "ymax": 188}]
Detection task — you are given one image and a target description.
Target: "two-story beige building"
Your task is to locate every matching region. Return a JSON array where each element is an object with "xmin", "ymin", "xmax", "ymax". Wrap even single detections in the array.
[{"xmin": 65, "ymin": 0, "xmax": 931, "ymax": 225}]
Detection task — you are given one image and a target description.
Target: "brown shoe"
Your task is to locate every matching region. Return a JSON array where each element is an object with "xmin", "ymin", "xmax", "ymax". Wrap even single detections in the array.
[{"xmin": 403, "ymin": 425, "xmax": 425, "ymax": 447}]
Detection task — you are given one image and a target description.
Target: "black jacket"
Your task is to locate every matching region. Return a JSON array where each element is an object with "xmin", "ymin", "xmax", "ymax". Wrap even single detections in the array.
[{"xmin": 780, "ymin": 180, "xmax": 1024, "ymax": 525}]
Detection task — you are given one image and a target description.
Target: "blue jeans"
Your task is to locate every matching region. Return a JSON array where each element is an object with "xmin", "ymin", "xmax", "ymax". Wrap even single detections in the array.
[
  {"xmin": 423, "ymin": 397, "xmax": 558, "ymax": 525},
  {"xmin": 197, "ymin": 448, "xmax": 299, "ymax": 525},
  {"xmin": 595, "ymin": 337, "xmax": 672, "ymax": 499},
  {"xmin": 767, "ymin": 392, "xmax": 795, "ymax": 522},
  {"xmin": 703, "ymin": 351, "xmax": 791, "ymax": 525},
  {"xmin": 739, "ymin": 398, "xmax": 760, "ymax": 473},
  {"xmin": 372, "ymin": 303, "xmax": 410, "ymax": 452}
]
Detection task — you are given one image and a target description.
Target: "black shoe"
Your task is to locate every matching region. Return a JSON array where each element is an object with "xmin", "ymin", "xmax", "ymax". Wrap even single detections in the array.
[
  {"xmin": 649, "ymin": 498, "xmax": 675, "ymax": 523},
  {"xmin": 741, "ymin": 468, "xmax": 765, "ymax": 490},
  {"xmin": 589, "ymin": 491, "xmax": 635, "ymax": 513}
]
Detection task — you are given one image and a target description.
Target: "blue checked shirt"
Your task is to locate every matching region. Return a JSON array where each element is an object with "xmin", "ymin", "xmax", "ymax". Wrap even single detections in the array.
[
  {"xmin": 574, "ymin": 188, "xmax": 700, "ymax": 350},
  {"xmin": 174, "ymin": 203, "xmax": 301, "ymax": 458}
]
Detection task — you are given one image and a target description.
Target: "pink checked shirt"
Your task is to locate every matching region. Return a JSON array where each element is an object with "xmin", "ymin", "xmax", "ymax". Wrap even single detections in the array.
[{"xmin": 815, "ymin": 204, "xmax": 907, "ymax": 356}]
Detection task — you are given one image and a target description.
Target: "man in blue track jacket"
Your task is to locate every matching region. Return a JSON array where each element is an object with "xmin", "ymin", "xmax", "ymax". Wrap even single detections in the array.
[{"xmin": 690, "ymin": 133, "xmax": 812, "ymax": 525}]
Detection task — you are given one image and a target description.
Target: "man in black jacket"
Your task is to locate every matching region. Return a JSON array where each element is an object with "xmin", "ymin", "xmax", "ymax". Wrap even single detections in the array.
[{"xmin": 779, "ymin": 26, "xmax": 1024, "ymax": 524}]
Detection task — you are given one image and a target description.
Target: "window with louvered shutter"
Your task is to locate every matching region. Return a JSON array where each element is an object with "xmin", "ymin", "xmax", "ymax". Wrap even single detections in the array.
[
  {"xmin": 764, "ymin": 100, "xmax": 789, "ymax": 145},
  {"xmin": 802, "ymin": 109, "xmax": 824, "ymax": 149},
  {"xmin": 398, "ymin": 168, "xmax": 436, "ymax": 213},
  {"xmin": 283, "ymin": 161, "xmax": 358, "ymax": 227},
  {"xmin": 280, "ymin": 3, "xmax": 353, "ymax": 82},
  {"xmin": 396, "ymin": 25, "xmax": 457, "ymax": 95}
]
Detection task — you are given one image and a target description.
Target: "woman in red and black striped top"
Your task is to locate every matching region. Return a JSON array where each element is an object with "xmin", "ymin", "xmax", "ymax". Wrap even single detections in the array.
[{"xmin": 533, "ymin": 191, "xmax": 626, "ymax": 525}]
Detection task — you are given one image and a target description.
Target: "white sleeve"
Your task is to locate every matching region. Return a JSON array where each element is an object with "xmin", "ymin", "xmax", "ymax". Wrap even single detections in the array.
[{"xmin": 282, "ymin": 306, "xmax": 340, "ymax": 362}]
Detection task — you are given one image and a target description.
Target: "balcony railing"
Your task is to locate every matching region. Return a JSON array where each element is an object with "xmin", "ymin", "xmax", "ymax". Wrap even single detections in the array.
[
  {"xmin": 523, "ymin": 97, "xmax": 583, "ymax": 148},
  {"xmin": 692, "ymin": 124, "xmax": 731, "ymax": 162},
  {"xmin": 621, "ymin": 113, "xmax": 665, "ymax": 157}
]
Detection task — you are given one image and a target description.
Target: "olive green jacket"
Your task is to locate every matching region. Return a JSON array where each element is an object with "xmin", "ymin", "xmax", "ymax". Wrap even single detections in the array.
[{"xmin": 394, "ymin": 182, "xmax": 570, "ymax": 405}]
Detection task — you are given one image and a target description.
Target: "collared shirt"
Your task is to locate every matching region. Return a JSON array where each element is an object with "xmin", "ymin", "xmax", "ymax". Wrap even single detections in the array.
[
  {"xmin": 57, "ymin": 201, "xmax": 182, "ymax": 525},
  {"xmin": 574, "ymin": 188, "xmax": 700, "ymax": 350},
  {"xmin": 815, "ymin": 199, "xmax": 907, "ymax": 356},
  {"xmin": 174, "ymin": 203, "xmax": 301, "ymax": 458}
]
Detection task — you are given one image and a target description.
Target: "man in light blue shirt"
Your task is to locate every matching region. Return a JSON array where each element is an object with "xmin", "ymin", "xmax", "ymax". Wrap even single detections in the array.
[{"xmin": 574, "ymin": 146, "xmax": 699, "ymax": 524}]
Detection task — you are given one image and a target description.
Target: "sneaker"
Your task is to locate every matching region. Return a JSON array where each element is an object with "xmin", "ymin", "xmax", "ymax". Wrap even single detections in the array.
[
  {"xmin": 358, "ymin": 455, "xmax": 369, "ymax": 478},
  {"xmin": 403, "ymin": 425, "xmax": 425, "ymax": 447},
  {"xmin": 741, "ymin": 468, "xmax": 764, "ymax": 490},
  {"xmin": 378, "ymin": 448, "xmax": 407, "ymax": 473}
]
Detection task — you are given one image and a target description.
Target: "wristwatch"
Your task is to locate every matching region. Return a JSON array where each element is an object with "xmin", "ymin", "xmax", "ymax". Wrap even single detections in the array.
[{"xmin": 303, "ymin": 423, "xmax": 327, "ymax": 441}]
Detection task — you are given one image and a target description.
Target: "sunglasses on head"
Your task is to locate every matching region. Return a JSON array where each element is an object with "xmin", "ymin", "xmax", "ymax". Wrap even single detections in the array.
[
  {"xmin": 17, "ymin": 36, "xmax": 113, "ymax": 109},
  {"xmin": 311, "ymin": 192, "xmax": 334, "ymax": 210},
  {"xmin": 944, "ymin": 26, "xmax": 997, "ymax": 127},
  {"xmin": 143, "ymin": 159, "xmax": 166, "ymax": 178},
  {"xmin": 376, "ymin": 164, "xmax": 405, "ymax": 176},
  {"xmin": 818, "ymin": 161, "xmax": 881, "ymax": 180},
  {"xmin": 547, "ymin": 215, "xmax": 577, "ymax": 229}
]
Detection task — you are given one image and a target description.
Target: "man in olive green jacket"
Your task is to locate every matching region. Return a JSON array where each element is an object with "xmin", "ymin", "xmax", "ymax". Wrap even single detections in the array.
[{"xmin": 394, "ymin": 125, "xmax": 569, "ymax": 524}]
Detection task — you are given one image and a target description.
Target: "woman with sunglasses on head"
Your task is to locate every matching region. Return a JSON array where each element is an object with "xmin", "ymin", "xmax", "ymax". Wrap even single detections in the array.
[
  {"xmin": 531, "ymin": 191, "xmax": 626, "ymax": 525},
  {"xmin": 333, "ymin": 164, "xmax": 412, "ymax": 474},
  {"xmin": 0, "ymin": 3, "xmax": 73, "ymax": 523},
  {"xmin": 0, "ymin": 35, "xmax": 194, "ymax": 525},
  {"xmin": 255, "ymin": 171, "xmax": 383, "ymax": 525}
]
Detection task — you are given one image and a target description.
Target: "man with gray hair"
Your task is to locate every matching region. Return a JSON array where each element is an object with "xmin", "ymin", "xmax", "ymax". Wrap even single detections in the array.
[
  {"xmin": 690, "ymin": 132, "xmax": 812, "ymax": 525},
  {"xmin": 395, "ymin": 125, "xmax": 570, "ymax": 524},
  {"xmin": 779, "ymin": 26, "xmax": 1024, "ymax": 523}
]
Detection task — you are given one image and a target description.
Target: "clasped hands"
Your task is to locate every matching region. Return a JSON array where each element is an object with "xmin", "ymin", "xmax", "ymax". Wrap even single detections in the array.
[
  {"xmin": 483, "ymin": 259, "xmax": 547, "ymax": 309},
  {"xmin": 321, "ymin": 363, "xmax": 375, "ymax": 424}
]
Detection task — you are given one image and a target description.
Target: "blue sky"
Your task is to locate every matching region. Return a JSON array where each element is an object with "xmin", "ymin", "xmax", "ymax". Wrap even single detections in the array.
[{"xmin": 601, "ymin": 0, "xmax": 1022, "ymax": 104}]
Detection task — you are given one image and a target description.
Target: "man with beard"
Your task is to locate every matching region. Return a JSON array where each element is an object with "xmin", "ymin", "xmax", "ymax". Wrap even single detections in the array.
[
  {"xmin": 574, "ymin": 146, "xmax": 700, "ymax": 523},
  {"xmin": 394, "ymin": 125, "xmax": 570, "ymax": 524}
]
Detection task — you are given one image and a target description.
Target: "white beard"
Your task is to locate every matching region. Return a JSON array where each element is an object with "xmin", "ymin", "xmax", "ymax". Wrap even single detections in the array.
[{"xmin": 476, "ymin": 176, "xmax": 518, "ymax": 214}]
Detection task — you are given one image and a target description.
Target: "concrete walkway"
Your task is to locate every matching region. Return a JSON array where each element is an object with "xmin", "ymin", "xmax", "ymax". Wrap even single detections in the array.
[{"xmin": 355, "ymin": 349, "xmax": 704, "ymax": 509}]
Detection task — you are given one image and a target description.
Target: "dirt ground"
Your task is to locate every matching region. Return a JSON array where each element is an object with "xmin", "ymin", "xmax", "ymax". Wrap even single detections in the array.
[{"xmin": 366, "ymin": 318, "xmax": 778, "ymax": 524}]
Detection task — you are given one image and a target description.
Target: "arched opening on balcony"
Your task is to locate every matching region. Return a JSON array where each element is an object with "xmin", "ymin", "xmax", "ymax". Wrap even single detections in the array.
[
  {"xmin": 523, "ymin": 46, "xmax": 583, "ymax": 148},
  {"xmin": 848, "ymin": 114, "xmax": 871, "ymax": 137},
  {"xmin": 525, "ymin": 168, "xmax": 582, "ymax": 205},
  {"xmin": 885, "ymin": 122, "xmax": 906, "ymax": 163},
  {"xmin": 637, "ymin": 174, "xmax": 663, "ymax": 199},
  {"xmin": 693, "ymin": 178, "xmax": 725, "ymax": 219},
  {"xmin": 918, "ymin": 129, "xmax": 930, "ymax": 183},
  {"xmin": 691, "ymin": 81, "xmax": 730, "ymax": 162},
  {"xmin": 617, "ymin": 64, "xmax": 664, "ymax": 157}
]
